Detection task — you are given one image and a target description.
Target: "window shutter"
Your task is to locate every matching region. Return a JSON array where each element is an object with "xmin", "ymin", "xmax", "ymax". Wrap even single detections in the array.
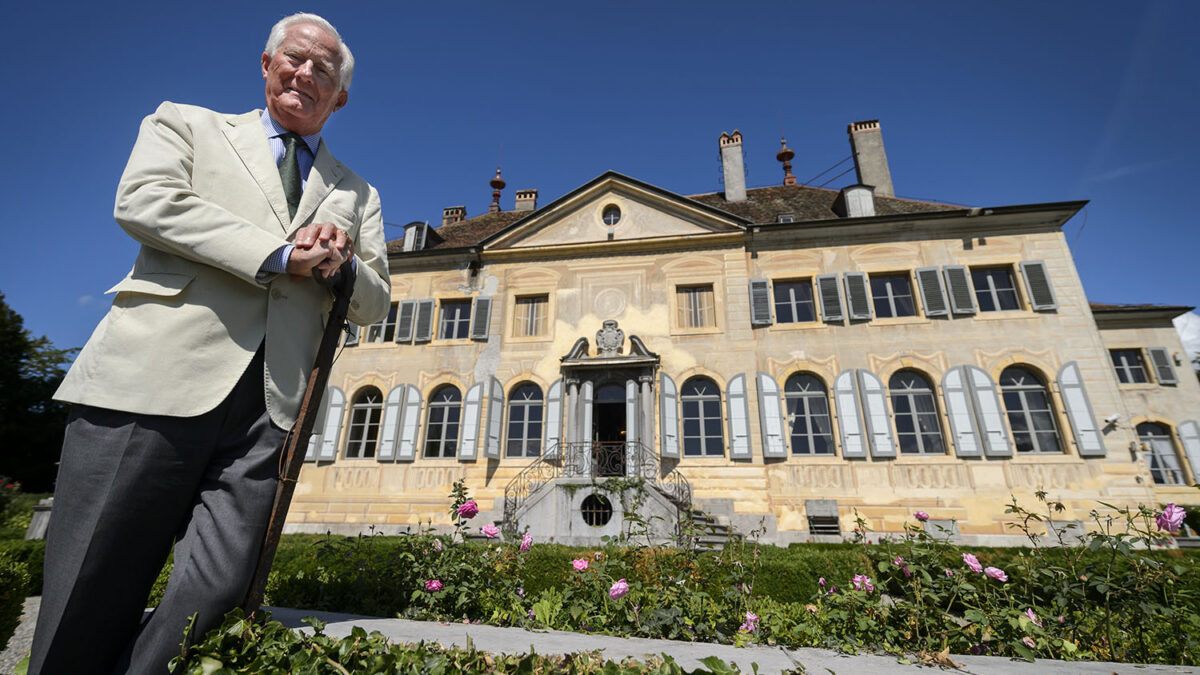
[
  {"xmin": 725, "ymin": 374, "xmax": 751, "ymax": 459},
  {"xmin": 581, "ymin": 381, "xmax": 594, "ymax": 448},
  {"xmin": 458, "ymin": 383, "xmax": 483, "ymax": 461},
  {"xmin": 942, "ymin": 367, "xmax": 982, "ymax": 457},
  {"xmin": 1146, "ymin": 347, "xmax": 1177, "ymax": 385},
  {"xmin": 915, "ymin": 267, "xmax": 950, "ymax": 317},
  {"xmin": 377, "ymin": 385, "xmax": 405, "ymax": 461},
  {"xmin": 544, "ymin": 379, "xmax": 563, "ymax": 458},
  {"xmin": 857, "ymin": 370, "xmax": 895, "ymax": 458},
  {"xmin": 413, "ymin": 223, "xmax": 427, "ymax": 251},
  {"xmin": 833, "ymin": 370, "xmax": 866, "ymax": 458},
  {"xmin": 1056, "ymin": 361, "xmax": 1105, "ymax": 457},
  {"xmin": 396, "ymin": 384, "xmax": 421, "ymax": 461},
  {"xmin": 625, "ymin": 380, "xmax": 639, "ymax": 447},
  {"xmin": 1019, "ymin": 261, "xmax": 1058, "ymax": 311},
  {"xmin": 484, "ymin": 377, "xmax": 504, "ymax": 459},
  {"xmin": 395, "ymin": 300, "xmax": 416, "ymax": 343},
  {"xmin": 942, "ymin": 266, "xmax": 976, "ymax": 315},
  {"xmin": 816, "ymin": 274, "xmax": 844, "ymax": 322},
  {"xmin": 343, "ymin": 324, "xmax": 359, "ymax": 347},
  {"xmin": 756, "ymin": 372, "xmax": 788, "ymax": 458},
  {"xmin": 471, "ymin": 297, "xmax": 493, "ymax": 341},
  {"xmin": 748, "ymin": 279, "xmax": 772, "ymax": 325},
  {"xmin": 843, "ymin": 273, "xmax": 872, "ymax": 321},
  {"xmin": 965, "ymin": 366, "xmax": 1012, "ymax": 457},
  {"xmin": 659, "ymin": 373, "xmax": 680, "ymax": 458},
  {"xmin": 413, "ymin": 299, "xmax": 435, "ymax": 342},
  {"xmin": 1178, "ymin": 420, "xmax": 1200, "ymax": 485},
  {"xmin": 305, "ymin": 388, "xmax": 331, "ymax": 462},
  {"xmin": 317, "ymin": 387, "xmax": 345, "ymax": 461}
]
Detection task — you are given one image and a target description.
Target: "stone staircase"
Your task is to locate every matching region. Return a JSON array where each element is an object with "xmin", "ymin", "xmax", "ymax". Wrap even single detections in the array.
[{"xmin": 685, "ymin": 508, "xmax": 741, "ymax": 550}]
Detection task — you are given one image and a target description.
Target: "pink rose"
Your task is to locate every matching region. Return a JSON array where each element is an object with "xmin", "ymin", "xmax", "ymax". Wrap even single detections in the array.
[
  {"xmin": 1022, "ymin": 636, "xmax": 1035, "ymax": 649},
  {"xmin": 431, "ymin": 538, "xmax": 443, "ymax": 552},
  {"xmin": 852, "ymin": 574, "xmax": 875, "ymax": 592},
  {"xmin": 520, "ymin": 532, "xmax": 533, "ymax": 552},
  {"xmin": 1024, "ymin": 608, "xmax": 1042, "ymax": 627},
  {"xmin": 738, "ymin": 611, "xmax": 759, "ymax": 632},
  {"xmin": 818, "ymin": 577, "xmax": 826, "ymax": 586},
  {"xmin": 962, "ymin": 553, "xmax": 983, "ymax": 574},
  {"xmin": 572, "ymin": 558, "xmax": 589, "ymax": 571},
  {"xmin": 984, "ymin": 566, "xmax": 1008, "ymax": 582},
  {"xmin": 609, "ymin": 578, "xmax": 629, "ymax": 599},
  {"xmin": 480, "ymin": 524, "xmax": 500, "ymax": 539},
  {"xmin": 944, "ymin": 568, "xmax": 955, "ymax": 577},
  {"xmin": 1156, "ymin": 503, "xmax": 1186, "ymax": 532},
  {"xmin": 914, "ymin": 511, "xmax": 930, "ymax": 522},
  {"xmin": 456, "ymin": 500, "xmax": 479, "ymax": 519},
  {"xmin": 425, "ymin": 579, "xmax": 443, "ymax": 592}
]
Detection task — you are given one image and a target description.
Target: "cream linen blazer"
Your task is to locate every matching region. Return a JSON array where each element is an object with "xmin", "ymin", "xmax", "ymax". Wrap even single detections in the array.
[{"xmin": 56, "ymin": 102, "xmax": 391, "ymax": 429}]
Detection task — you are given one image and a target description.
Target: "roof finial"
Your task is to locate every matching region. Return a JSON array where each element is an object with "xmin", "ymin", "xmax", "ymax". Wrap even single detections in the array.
[
  {"xmin": 777, "ymin": 136, "xmax": 796, "ymax": 186},
  {"xmin": 489, "ymin": 150, "xmax": 506, "ymax": 214}
]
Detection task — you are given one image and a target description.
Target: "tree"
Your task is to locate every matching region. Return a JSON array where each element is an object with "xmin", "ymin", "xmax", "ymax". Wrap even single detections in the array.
[{"xmin": 0, "ymin": 292, "xmax": 77, "ymax": 491}]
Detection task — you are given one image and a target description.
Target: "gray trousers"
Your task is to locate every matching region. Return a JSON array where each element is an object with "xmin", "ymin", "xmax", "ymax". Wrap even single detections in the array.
[{"xmin": 29, "ymin": 349, "xmax": 286, "ymax": 675}]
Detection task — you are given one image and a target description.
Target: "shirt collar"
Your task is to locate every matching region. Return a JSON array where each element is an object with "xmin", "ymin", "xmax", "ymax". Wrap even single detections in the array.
[{"xmin": 260, "ymin": 110, "xmax": 321, "ymax": 155}]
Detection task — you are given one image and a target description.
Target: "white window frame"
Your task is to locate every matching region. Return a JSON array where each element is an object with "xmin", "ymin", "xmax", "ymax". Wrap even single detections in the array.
[
  {"xmin": 1000, "ymin": 367, "xmax": 1063, "ymax": 454},
  {"xmin": 438, "ymin": 300, "xmax": 472, "ymax": 340},
  {"xmin": 345, "ymin": 387, "xmax": 383, "ymax": 459}
]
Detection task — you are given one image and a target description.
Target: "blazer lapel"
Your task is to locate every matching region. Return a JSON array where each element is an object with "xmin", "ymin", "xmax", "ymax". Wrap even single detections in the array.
[
  {"xmin": 222, "ymin": 111, "xmax": 291, "ymax": 232},
  {"xmin": 289, "ymin": 140, "xmax": 345, "ymax": 235}
]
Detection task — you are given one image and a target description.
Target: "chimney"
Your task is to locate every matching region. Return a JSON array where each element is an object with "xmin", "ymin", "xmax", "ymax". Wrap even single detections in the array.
[
  {"xmin": 847, "ymin": 120, "xmax": 894, "ymax": 197},
  {"xmin": 442, "ymin": 206, "xmax": 466, "ymax": 227},
  {"xmin": 719, "ymin": 130, "xmax": 746, "ymax": 202},
  {"xmin": 833, "ymin": 185, "xmax": 876, "ymax": 218},
  {"xmin": 514, "ymin": 189, "xmax": 538, "ymax": 212}
]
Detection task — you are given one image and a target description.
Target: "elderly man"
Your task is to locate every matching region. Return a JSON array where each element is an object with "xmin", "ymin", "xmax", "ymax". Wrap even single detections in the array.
[{"xmin": 29, "ymin": 13, "xmax": 390, "ymax": 674}]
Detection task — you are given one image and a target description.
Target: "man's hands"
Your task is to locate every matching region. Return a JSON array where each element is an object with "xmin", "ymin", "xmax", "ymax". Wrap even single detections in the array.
[{"xmin": 286, "ymin": 222, "xmax": 354, "ymax": 280}]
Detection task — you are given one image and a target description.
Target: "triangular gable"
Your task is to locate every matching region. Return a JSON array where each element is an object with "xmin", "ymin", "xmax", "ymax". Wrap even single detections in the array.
[{"xmin": 482, "ymin": 171, "xmax": 748, "ymax": 250}]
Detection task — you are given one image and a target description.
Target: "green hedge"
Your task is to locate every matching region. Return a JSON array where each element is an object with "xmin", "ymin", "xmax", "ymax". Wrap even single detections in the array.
[
  {"xmin": 0, "ymin": 554, "xmax": 30, "ymax": 652},
  {"xmin": 0, "ymin": 540, "xmax": 43, "ymax": 595}
]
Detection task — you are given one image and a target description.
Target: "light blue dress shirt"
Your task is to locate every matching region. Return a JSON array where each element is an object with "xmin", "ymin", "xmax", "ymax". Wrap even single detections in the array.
[{"xmin": 259, "ymin": 111, "xmax": 321, "ymax": 275}]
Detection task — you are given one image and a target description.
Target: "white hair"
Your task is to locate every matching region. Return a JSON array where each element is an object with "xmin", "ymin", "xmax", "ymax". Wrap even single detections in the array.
[{"xmin": 265, "ymin": 13, "xmax": 355, "ymax": 91}]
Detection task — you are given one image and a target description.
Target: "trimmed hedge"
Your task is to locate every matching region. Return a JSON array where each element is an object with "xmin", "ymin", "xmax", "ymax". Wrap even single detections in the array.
[{"xmin": 0, "ymin": 554, "xmax": 30, "ymax": 652}]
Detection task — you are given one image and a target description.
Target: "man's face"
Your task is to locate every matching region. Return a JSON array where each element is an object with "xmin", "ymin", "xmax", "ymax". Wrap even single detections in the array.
[{"xmin": 261, "ymin": 22, "xmax": 348, "ymax": 136}]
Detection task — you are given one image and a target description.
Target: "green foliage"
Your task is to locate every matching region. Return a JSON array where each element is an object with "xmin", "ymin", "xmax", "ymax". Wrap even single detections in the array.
[
  {"xmin": 0, "ymin": 540, "xmax": 44, "ymax": 594},
  {"xmin": 0, "ymin": 553, "xmax": 30, "ymax": 652}
]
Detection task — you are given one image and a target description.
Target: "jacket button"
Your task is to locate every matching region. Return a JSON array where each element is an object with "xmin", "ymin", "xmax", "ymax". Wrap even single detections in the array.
[{"xmin": 271, "ymin": 289, "xmax": 284, "ymax": 300}]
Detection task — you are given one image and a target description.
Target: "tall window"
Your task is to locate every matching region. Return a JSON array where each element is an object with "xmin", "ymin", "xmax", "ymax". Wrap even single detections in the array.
[
  {"xmin": 889, "ymin": 371, "xmax": 945, "ymax": 454},
  {"xmin": 676, "ymin": 285, "xmax": 715, "ymax": 329},
  {"xmin": 513, "ymin": 296, "xmax": 548, "ymax": 337},
  {"xmin": 438, "ymin": 301, "xmax": 471, "ymax": 339},
  {"xmin": 424, "ymin": 385, "xmax": 462, "ymax": 458},
  {"xmin": 773, "ymin": 280, "xmax": 816, "ymax": 323},
  {"xmin": 999, "ymin": 366, "xmax": 1062, "ymax": 454},
  {"xmin": 506, "ymin": 383, "xmax": 544, "ymax": 457},
  {"xmin": 972, "ymin": 268, "xmax": 1020, "ymax": 312},
  {"xmin": 345, "ymin": 387, "xmax": 383, "ymax": 459},
  {"xmin": 1110, "ymin": 349, "xmax": 1149, "ymax": 384},
  {"xmin": 1137, "ymin": 422, "xmax": 1184, "ymax": 485},
  {"xmin": 784, "ymin": 373, "xmax": 834, "ymax": 455},
  {"xmin": 681, "ymin": 377, "xmax": 724, "ymax": 456},
  {"xmin": 364, "ymin": 303, "xmax": 399, "ymax": 343},
  {"xmin": 870, "ymin": 274, "xmax": 916, "ymax": 318}
]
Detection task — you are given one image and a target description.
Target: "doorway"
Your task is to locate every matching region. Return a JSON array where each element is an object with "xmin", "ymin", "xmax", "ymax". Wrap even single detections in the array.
[{"xmin": 592, "ymin": 384, "xmax": 626, "ymax": 476}]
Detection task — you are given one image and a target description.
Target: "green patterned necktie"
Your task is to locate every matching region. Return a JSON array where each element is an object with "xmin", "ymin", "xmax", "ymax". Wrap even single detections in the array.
[{"xmin": 279, "ymin": 132, "xmax": 303, "ymax": 220}]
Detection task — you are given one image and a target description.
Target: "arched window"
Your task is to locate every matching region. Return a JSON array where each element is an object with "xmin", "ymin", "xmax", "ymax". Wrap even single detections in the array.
[
  {"xmin": 1000, "ymin": 366, "xmax": 1062, "ymax": 454},
  {"xmin": 681, "ymin": 377, "xmax": 724, "ymax": 456},
  {"xmin": 1137, "ymin": 422, "xmax": 1184, "ymax": 485},
  {"xmin": 784, "ymin": 373, "xmax": 834, "ymax": 455},
  {"xmin": 424, "ymin": 385, "xmax": 462, "ymax": 458},
  {"xmin": 889, "ymin": 371, "xmax": 945, "ymax": 454},
  {"xmin": 506, "ymin": 383, "xmax": 544, "ymax": 457},
  {"xmin": 345, "ymin": 386, "xmax": 383, "ymax": 459}
]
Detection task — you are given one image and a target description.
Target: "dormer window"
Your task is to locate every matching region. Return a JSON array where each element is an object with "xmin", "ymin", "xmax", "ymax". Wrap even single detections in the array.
[{"xmin": 777, "ymin": 213, "xmax": 795, "ymax": 224}]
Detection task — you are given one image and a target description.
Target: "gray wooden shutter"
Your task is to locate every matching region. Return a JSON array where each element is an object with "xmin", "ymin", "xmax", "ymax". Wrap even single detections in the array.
[
  {"xmin": 471, "ymin": 297, "xmax": 493, "ymax": 341},
  {"xmin": 1146, "ymin": 347, "xmax": 1177, "ymax": 385},
  {"xmin": 343, "ymin": 324, "xmax": 359, "ymax": 347},
  {"xmin": 659, "ymin": 373, "xmax": 680, "ymax": 458},
  {"xmin": 748, "ymin": 279, "xmax": 772, "ymax": 325},
  {"xmin": 833, "ymin": 370, "xmax": 866, "ymax": 458},
  {"xmin": 726, "ymin": 374, "xmax": 751, "ymax": 459},
  {"xmin": 305, "ymin": 387, "xmax": 331, "ymax": 461},
  {"xmin": 624, "ymin": 380, "xmax": 639, "ymax": 447},
  {"xmin": 581, "ymin": 381, "xmax": 594, "ymax": 446},
  {"xmin": 756, "ymin": 372, "xmax": 788, "ymax": 458},
  {"xmin": 857, "ymin": 369, "xmax": 895, "ymax": 458},
  {"xmin": 377, "ymin": 385, "xmax": 405, "ymax": 461},
  {"xmin": 484, "ymin": 377, "xmax": 504, "ymax": 458},
  {"xmin": 965, "ymin": 366, "xmax": 1012, "ymax": 457},
  {"xmin": 458, "ymin": 382, "xmax": 483, "ymax": 461},
  {"xmin": 545, "ymin": 379, "xmax": 563, "ymax": 458},
  {"xmin": 1019, "ymin": 261, "xmax": 1058, "ymax": 311},
  {"xmin": 413, "ymin": 299, "xmax": 435, "ymax": 342},
  {"xmin": 843, "ymin": 273, "xmax": 872, "ymax": 320},
  {"xmin": 943, "ymin": 266, "xmax": 976, "ymax": 315},
  {"xmin": 396, "ymin": 384, "xmax": 421, "ymax": 461},
  {"xmin": 816, "ymin": 274, "xmax": 844, "ymax": 322},
  {"xmin": 1057, "ymin": 361, "xmax": 1104, "ymax": 457},
  {"xmin": 1178, "ymin": 420, "xmax": 1200, "ymax": 485},
  {"xmin": 942, "ymin": 367, "xmax": 982, "ymax": 457},
  {"xmin": 915, "ymin": 267, "xmax": 950, "ymax": 317},
  {"xmin": 317, "ymin": 387, "xmax": 345, "ymax": 461},
  {"xmin": 395, "ymin": 300, "xmax": 416, "ymax": 343}
]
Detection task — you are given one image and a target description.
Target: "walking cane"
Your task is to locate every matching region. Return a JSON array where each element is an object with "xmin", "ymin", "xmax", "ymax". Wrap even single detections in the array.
[{"xmin": 242, "ymin": 259, "xmax": 356, "ymax": 614}]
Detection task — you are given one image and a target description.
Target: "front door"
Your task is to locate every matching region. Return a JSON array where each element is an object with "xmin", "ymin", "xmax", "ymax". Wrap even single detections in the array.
[{"xmin": 593, "ymin": 384, "xmax": 626, "ymax": 476}]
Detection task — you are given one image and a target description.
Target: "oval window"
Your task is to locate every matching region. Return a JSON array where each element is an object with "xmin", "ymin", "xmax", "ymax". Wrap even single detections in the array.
[{"xmin": 602, "ymin": 205, "xmax": 621, "ymax": 226}]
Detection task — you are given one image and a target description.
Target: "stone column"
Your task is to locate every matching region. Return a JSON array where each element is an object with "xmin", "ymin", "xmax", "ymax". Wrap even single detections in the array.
[
  {"xmin": 640, "ymin": 373, "xmax": 655, "ymax": 466},
  {"xmin": 566, "ymin": 377, "xmax": 580, "ymax": 446}
]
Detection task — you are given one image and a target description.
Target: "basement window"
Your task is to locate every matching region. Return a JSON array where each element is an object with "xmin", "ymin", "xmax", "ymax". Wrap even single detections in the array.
[
  {"xmin": 806, "ymin": 515, "xmax": 841, "ymax": 536},
  {"xmin": 581, "ymin": 494, "xmax": 614, "ymax": 527}
]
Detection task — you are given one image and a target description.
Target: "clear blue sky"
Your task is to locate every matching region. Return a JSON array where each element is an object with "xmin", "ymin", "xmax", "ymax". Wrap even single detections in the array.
[{"xmin": 3, "ymin": 1, "xmax": 1197, "ymax": 353}]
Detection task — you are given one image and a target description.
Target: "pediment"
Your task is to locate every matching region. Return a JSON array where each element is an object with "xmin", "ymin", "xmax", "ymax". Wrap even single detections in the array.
[{"xmin": 484, "ymin": 172, "xmax": 746, "ymax": 250}]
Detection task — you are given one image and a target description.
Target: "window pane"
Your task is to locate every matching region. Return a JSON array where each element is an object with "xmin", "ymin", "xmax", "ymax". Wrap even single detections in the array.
[
  {"xmin": 773, "ymin": 281, "xmax": 815, "ymax": 323},
  {"xmin": 677, "ymin": 286, "xmax": 715, "ymax": 328}
]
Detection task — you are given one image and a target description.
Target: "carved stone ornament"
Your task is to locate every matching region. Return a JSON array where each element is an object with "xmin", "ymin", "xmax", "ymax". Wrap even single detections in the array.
[{"xmin": 595, "ymin": 320, "xmax": 624, "ymax": 356}]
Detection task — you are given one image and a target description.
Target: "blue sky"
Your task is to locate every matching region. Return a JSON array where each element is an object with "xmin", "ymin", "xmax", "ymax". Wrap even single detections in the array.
[{"xmin": 3, "ymin": 1, "xmax": 1197, "ymax": 353}]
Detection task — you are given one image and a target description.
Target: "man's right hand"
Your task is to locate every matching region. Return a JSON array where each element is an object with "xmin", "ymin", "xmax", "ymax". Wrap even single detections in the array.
[{"xmin": 286, "ymin": 223, "xmax": 354, "ymax": 280}]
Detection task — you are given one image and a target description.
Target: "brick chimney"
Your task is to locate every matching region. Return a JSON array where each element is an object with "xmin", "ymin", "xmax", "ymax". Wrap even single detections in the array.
[
  {"xmin": 514, "ymin": 189, "xmax": 538, "ymax": 212},
  {"xmin": 442, "ymin": 206, "xmax": 466, "ymax": 227},
  {"xmin": 847, "ymin": 120, "xmax": 894, "ymax": 197},
  {"xmin": 719, "ymin": 130, "xmax": 746, "ymax": 202}
]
